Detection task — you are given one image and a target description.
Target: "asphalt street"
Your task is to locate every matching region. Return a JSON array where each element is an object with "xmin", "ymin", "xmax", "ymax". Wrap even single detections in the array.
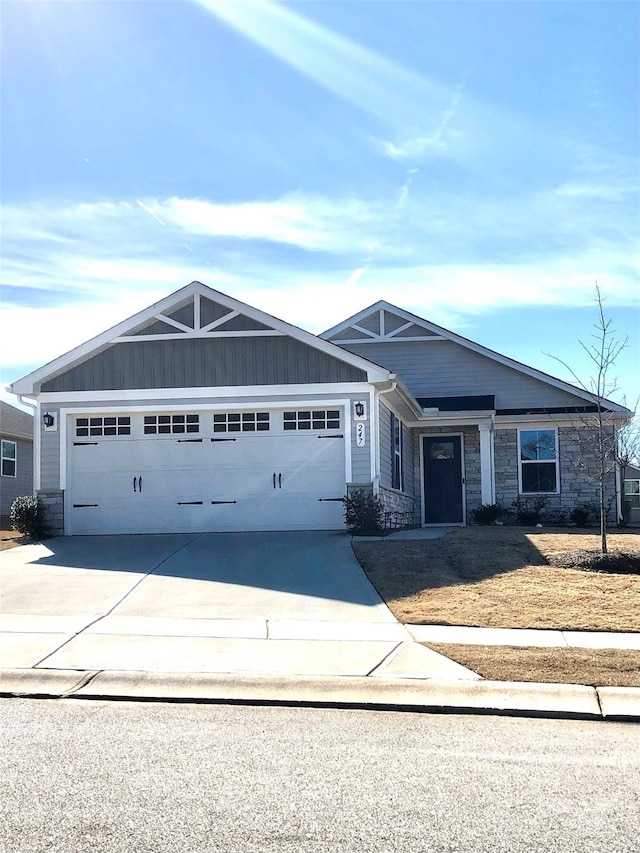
[{"xmin": 1, "ymin": 699, "xmax": 638, "ymax": 853}]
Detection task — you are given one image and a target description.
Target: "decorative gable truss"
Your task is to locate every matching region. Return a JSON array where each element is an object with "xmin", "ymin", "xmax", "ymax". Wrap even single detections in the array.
[
  {"xmin": 117, "ymin": 293, "xmax": 283, "ymax": 342},
  {"xmin": 323, "ymin": 304, "xmax": 445, "ymax": 344}
]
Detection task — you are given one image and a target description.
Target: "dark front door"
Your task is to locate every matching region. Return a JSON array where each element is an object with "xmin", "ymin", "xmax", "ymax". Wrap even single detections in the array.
[{"xmin": 422, "ymin": 436, "xmax": 464, "ymax": 524}]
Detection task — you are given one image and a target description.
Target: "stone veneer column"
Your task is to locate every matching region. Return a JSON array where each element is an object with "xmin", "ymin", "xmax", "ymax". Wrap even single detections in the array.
[{"xmin": 37, "ymin": 491, "xmax": 64, "ymax": 536}]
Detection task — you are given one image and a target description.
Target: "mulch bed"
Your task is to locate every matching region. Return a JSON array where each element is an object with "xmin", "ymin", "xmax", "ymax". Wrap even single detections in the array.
[{"xmin": 547, "ymin": 549, "xmax": 640, "ymax": 574}]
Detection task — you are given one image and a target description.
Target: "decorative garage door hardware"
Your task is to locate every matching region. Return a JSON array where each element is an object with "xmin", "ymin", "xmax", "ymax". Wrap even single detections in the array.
[
  {"xmin": 73, "ymin": 441, "xmax": 99, "ymax": 446},
  {"xmin": 76, "ymin": 416, "xmax": 131, "ymax": 437},
  {"xmin": 177, "ymin": 501, "xmax": 203, "ymax": 505},
  {"xmin": 318, "ymin": 497, "xmax": 344, "ymax": 502},
  {"xmin": 132, "ymin": 477, "xmax": 143, "ymax": 493},
  {"xmin": 177, "ymin": 438, "xmax": 203, "ymax": 443},
  {"xmin": 211, "ymin": 500, "xmax": 237, "ymax": 505},
  {"xmin": 283, "ymin": 410, "xmax": 340, "ymax": 430},
  {"xmin": 213, "ymin": 412, "xmax": 270, "ymax": 432},
  {"xmin": 273, "ymin": 472, "xmax": 282, "ymax": 489},
  {"xmin": 317, "ymin": 434, "xmax": 344, "ymax": 439},
  {"xmin": 73, "ymin": 503, "xmax": 98, "ymax": 508},
  {"xmin": 210, "ymin": 437, "xmax": 237, "ymax": 442},
  {"xmin": 144, "ymin": 414, "xmax": 199, "ymax": 434}
]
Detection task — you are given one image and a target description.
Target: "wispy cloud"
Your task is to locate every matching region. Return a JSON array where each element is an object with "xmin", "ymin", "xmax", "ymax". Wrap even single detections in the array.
[{"xmin": 379, "ymin": 82, "xmax": 465, "ymax": 161}]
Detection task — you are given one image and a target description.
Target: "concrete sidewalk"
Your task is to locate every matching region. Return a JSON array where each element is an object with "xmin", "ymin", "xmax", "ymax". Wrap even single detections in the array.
[
  {"xmin": 408, "ymin": 624, "xmax": 640, "ymax": 650},
  {"xmin": 2, "ymin": 533, "xmax": 638, "ymax": 720}
]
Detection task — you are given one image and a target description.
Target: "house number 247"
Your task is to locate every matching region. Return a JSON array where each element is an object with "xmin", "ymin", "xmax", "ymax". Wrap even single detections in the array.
[{"xmin": 356, "ymin": 422, "xmax": 366, "ymax": 447}]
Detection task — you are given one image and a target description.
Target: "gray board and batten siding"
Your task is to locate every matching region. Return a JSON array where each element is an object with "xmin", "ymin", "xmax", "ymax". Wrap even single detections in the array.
[
  {"xmin": 338, "ymin": 340, "xmax": 591, "ymax": 410},
  {"xmin": 0, "ymin": 437, "xmax": 34, "ymax": 516},
  {"xmin": 41, "ymin": 337, "xmax": 366, "ymax": 393}
]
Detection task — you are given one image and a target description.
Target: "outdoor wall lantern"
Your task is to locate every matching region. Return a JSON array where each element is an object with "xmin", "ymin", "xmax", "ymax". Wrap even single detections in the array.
[
  {"xmin": 354, "ymin": 402, "xmax": 365, "ymax": 417},
  {"xmin": 353, "ymin": 401, "xmax": 366, "ymax": 420},
  {"xmin": 43, "ymin": 412, "xmax": 56, "ymax": 429}
]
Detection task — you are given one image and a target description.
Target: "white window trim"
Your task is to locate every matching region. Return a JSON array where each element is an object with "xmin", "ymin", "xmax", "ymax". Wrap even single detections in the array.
[
  {"xmin": 517, "ymin": 426, "xmax": 560, "ymax": 495},
  {"xmin": 1, "ymin": 439, "xmax": 17, "ymax": 478},
  {"xmin": 391, "ymin": 412, "xmax": 404, "ymax": 492}
]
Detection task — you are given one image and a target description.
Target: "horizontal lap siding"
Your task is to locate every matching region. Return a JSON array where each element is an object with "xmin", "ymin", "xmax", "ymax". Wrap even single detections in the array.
[
  {"xmin": 0, "ymin": 437, "xmax": 33, "ymax": 514},
  {"xmin": 341, "ymin": 341, "xmax": 589, "ymax": 409},
  {"xmin": 41, "ymin": 338, "xmax": 366, "ymax": 392}
]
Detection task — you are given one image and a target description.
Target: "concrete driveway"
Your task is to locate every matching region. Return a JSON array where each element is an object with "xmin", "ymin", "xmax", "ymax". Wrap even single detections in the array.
[{"xmin": 0, "ymin": 532, "xmax": 478, "ymax": 681}]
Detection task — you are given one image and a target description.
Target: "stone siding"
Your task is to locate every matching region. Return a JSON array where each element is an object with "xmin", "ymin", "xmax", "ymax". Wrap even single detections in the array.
[
  {"xmin": 494, "ymin": 426, "xmax": 618, "ymax": 521},
  {"xmin": 378, "ymin": 486, "xmax": 418, "ymax": 524},
  {"xmin": 38, "ymin": 490, "xmax": 64, "ymax": 536}
]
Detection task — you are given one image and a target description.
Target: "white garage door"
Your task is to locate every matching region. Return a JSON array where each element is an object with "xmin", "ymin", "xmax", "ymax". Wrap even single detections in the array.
[{"xmin": 66, "ymin": 408, "xmax": 347, "ymax": 534}]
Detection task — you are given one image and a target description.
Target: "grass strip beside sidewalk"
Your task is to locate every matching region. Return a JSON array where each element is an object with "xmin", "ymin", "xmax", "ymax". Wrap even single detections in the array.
[{"xmin": 426, "ymin": 644, "xmax": 640, "ymax": 688}]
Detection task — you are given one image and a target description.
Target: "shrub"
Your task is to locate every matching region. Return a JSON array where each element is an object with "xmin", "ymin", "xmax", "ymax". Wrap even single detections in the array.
[
  {"xmin": 545, "ymin": 508, "xmax": 569, "ymax": 527},
  {"xmin": 512, "ymin": 496, "xmax": 548, "ymax": 526},
  {"xmin": 9, "ymin": 496, "xmax": 49, "ymax": 540},
  {"xmin": 471, "ymin": 503, "xmax": 504, "ymax": 525},
  {"xmin": 569, "ymin": 503, "xmax": 596, "ymax": 527},
  {"xmin": 343, "ymin": 490, "xmax": 384, "ymax": 535}
]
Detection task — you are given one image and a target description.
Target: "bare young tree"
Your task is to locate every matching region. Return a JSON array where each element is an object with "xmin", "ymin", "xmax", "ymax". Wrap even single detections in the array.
[{"xmin": 546, "ymin": 285, "xmax": 630, "ymax": 554}]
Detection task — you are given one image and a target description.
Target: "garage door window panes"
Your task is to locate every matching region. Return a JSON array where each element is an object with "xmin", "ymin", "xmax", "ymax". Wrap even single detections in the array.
[
  {"xmin": 144, "ymin": 415, "xmax": 199, "ymax": 435},
  {"xmin": 283, "ymin": 410, "xmax": 340, "ymax": 430},
  {"xmin": 76, "ymin": 417, "xmax": 131, "ymax": 437},
  {"xmin": 213, "ymin": 412, "xmax": 270, "ymax": 432}
]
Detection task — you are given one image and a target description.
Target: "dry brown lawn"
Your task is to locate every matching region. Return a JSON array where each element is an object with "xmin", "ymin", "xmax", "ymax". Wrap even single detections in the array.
[
  {"xmin": 352, "ymin": 527, "xmax": 640, "ymax": 631},
  {"xmin": 427, "ymin": 644, "xmax": 640, "ymax": 688},
  {"xmin": 0, "ymin": 529, "xmax": 26, "ymax": 552}
]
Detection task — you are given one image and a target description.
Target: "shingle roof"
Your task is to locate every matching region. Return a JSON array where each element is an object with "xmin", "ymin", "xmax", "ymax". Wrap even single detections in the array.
[{"xmin": 0, "ymin": 401, "xmax": 33, "ymax": 441}]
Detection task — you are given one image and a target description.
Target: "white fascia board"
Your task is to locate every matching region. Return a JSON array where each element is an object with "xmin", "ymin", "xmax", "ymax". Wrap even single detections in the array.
[
  {"xmin": 11, "ymin": 283, "xmax": 203, "ymax": 394},
  {"xmin": 59, "ymin": 398, "xmax": 356, "ymax": 415},
  {"xmin": 323, "ymin": 299, "xmax": 630, "ymax": 414},
  {"xmin": 11, "ymin": 282, "xmax": 390, "ymax": 394},
  {"xmin": 406, "ymin": 411, "xmax": 496, "ymax": 428},
  {"xmin": 36, "ymin": 382, "xmax": 374, "ymax": 405}
]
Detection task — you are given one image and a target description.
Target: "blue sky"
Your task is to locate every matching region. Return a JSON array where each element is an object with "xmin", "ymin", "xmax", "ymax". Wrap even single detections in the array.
[{"xmin": 1, "ymin": 0, "xmax": 638, "ymax": 407}]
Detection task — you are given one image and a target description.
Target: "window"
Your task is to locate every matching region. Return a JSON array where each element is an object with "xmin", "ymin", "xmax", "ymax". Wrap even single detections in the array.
[
  {"xmin": 283, "ymin": 410, "xmax": 340, "ymax": 430},
  {"xmin": 391, "ymin": 413, "xmax": 403, "ymax": 491},
  {"xmin": 213, "ymin": 412, "xmax": 269, "ymax": 433},
  {"xmin": 519, "ymin": 429, "xmax": 558, "ymax": 493},
  {"xmin": 144, "ymin": 414, "xmax": 199, "ymax": 435},
  {"xmin": 76, "ymin": 417, "xmax": 130, "ymax": 437},
  {"xmin": 624, "ymin": 479, "xmax": 640, "ymax": 509},
  {"xmin": 1, "ymin": 440, "xmax": 16, "ymax": 477}
]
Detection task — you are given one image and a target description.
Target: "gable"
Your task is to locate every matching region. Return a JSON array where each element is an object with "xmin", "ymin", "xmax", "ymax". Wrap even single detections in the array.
[
  {"xmin": 12, "ymin": 282, "xmax": 390, "ymax": 394},
  {"xmin": 324, "ymin": 300, "xmax": 629, "ymax": 414},
  {"xmin": 324, "ymin": 305, "xmax": 444, "ymax": 344}
]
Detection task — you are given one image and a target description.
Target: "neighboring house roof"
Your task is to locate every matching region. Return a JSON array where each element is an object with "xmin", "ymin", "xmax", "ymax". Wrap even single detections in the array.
[
  {"xmin": 0, "ymin": 401, "xmax": 33, "ymax": 441},
  {"xmin": 624, "ymin": 464, "xmax": 640, "ymax": 479},
  {"xmin": 323, "ymin": 300, "xmax": 631, "ymax": 416},
  {"xmin": 11, "ymin": 282, "xmax": 392, "ymax": 394}
]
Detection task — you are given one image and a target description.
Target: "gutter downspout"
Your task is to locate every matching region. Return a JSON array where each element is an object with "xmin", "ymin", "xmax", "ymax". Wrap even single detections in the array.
[
  {"xmin": 373, "ymin": 380, "xmax": 397, "ymax": 496},
  {"xmin": 17, "ymin": 394, "xmax": 39, "ymax": 495}
]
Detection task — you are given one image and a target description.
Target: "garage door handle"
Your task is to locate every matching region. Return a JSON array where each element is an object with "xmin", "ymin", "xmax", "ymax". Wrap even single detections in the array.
[
  {"xmin": 317, "ymin": 434, "xmax": 344, "ymax": 439},
  {"xmin": 318, "ymin": 498, "xmax": 344, "ymax": 502},
  {"xmin": 273, "ymin": 472, "xmax": 276, "ymax": 489},
  {"xmin": 278, "ymin": 472, "xmax": 282, "ymax": 489},
  {"xmin": 133, "ymin": 476, "xmax": 137, "ymax": 493},
  {"xmin": 138, "ymin": 476, "xmax": 142, "ymax": 493}
]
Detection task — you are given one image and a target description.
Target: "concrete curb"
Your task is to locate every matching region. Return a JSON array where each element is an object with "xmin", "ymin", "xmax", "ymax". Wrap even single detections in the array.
[{"xmin": 1, "ymin": 668, "xmax": 639, "ymax": 720}]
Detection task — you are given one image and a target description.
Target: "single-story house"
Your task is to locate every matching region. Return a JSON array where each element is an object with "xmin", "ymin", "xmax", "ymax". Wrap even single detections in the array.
[
  {"xmin": 0, "ymin": 401, "xmax": 34, "ymax": 523},
  {"xmin": 9, "ymin": 281, "xmax": 632, "ymax": 536}
]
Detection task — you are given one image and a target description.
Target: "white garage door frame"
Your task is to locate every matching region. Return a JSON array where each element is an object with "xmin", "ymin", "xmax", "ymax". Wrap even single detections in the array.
[{"xmin": 61, "ymin": 398, "xmax": 355, "ymax": 535}]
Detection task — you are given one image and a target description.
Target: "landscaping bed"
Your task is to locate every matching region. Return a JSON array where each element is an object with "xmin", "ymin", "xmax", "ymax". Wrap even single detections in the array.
[{"xmin": 352, "ymin": 527, "xmax": 640, "ymax": 632}]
